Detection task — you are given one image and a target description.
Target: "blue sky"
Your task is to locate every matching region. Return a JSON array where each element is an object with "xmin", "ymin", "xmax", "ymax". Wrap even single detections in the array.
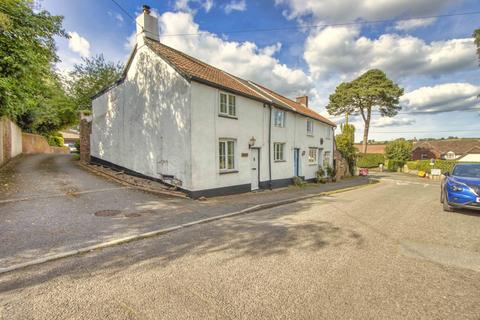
[{"xmin": 42, "ymin": 0, "xmax": 480, "ymax": 142}]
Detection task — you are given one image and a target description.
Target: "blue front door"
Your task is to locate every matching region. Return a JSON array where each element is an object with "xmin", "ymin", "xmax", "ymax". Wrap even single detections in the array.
[{"xmin": 294, "ymin": 148, "xmax": 299, "ymax": 176}]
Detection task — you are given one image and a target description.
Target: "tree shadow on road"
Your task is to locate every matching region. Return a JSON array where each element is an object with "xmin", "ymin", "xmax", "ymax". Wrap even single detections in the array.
[{"xmin": 0, "ymin": 197, "xmax": 364, "ymax": 294}]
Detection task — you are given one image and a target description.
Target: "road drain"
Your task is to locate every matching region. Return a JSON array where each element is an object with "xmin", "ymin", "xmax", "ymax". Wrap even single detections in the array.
[
  {"xmin": 94, "ymin": 210, "xmax": 121, "ymax": 217},
  {"xmin": 124, "ymin": 212, "xmax": 142, "ymax": 218}
]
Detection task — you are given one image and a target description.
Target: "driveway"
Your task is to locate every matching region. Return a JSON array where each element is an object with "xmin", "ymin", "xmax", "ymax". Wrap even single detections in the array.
[
  {"xmin": 0, "ymin": 154, "xmax": 368, "ymax": 268},
  {"xmin": 0, "ymin": 171, "xmax": 479, "ymax": 319}
]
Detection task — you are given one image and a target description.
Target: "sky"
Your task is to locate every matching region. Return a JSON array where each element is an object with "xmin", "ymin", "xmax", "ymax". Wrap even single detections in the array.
[{"xmin": 41, "ymin": 0, "xmax": 480, "ymax": 142}]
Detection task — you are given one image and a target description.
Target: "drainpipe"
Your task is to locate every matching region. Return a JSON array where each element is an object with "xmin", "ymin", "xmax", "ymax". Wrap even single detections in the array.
[{"xmin": 268, "ymin": 104, "xmax": 272, "ymax": 189}]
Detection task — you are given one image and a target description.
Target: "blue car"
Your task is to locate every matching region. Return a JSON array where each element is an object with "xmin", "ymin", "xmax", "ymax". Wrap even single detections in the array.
[{"xmin": 441, "ymin": 163, "xmax": 480, "ymax": 212}]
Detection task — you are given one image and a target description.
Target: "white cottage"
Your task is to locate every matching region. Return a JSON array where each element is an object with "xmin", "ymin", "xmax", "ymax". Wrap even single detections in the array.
[{"xmin": 91, "ymin": 6, "xmax": 336, "ymax": 198}]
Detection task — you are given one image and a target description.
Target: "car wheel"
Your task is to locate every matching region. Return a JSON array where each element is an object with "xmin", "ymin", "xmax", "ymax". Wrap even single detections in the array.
[{"xmin": 442, "ymin": 192, "xmax": 453, "ymax": 212}]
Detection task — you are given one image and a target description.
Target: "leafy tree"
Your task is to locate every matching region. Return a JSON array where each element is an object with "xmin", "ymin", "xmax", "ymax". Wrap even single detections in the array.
[
  {"xmin": 0, "ymin": 0, "xmax": 68, "ymax": 126},
  {"xmin": 326, "ymin": 69, "xmax": 404, "ymax": 154},
  {"xmin": 67, "ymin": 55, "xmax": 123, "ymax": 111},
  {"xmin": 384, "ymin": 139, "xmax": 412, "ymax": 162},
  {"xmin": 335, "ymin": 123, "xmax": 356, "ymax": 175}
]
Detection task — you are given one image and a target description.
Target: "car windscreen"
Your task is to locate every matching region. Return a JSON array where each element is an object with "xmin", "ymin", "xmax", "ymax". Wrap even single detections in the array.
[{"xmin": 452, "ymin": 164, "xmax": 480, "ymax": 178}]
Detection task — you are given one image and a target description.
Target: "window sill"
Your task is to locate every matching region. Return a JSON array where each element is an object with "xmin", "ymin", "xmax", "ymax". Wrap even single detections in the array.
[
  {"xmin": 219, "ymin": 170, "xmax": 239, "ymax": 175},
  {"xmin": 218, "ymin": 114, "xmax": 238, "ymax": 120},
  {"xmin": 273, "ymin": 125, "xmax": 285, "ymax": 128},
  {"xmin": 274, "ymin": 160, "xmax": 286, "ymax": 162},
  {"xmin": 308, "ymin": 163, "xmax": 317, "ymax": 166},
  {"xmin": 307, "ymin": 133, "xmax": 314, "ymax": 137}
]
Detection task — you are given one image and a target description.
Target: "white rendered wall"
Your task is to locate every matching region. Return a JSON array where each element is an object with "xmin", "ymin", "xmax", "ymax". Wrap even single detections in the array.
[
  {"xmin": 190, "ymin": 82, "xmax": 270, "ymax": 191},
  {"xmin": 271, "ymin": 110, "xmax": 334, "ymax": 181},
  {"xmin": 91, "ymin": 45, "xmax": 192, "ymax": 188}
]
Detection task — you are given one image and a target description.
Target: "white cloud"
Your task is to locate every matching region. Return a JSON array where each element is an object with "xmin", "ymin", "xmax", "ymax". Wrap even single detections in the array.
[
  {"xmin": 372, "ymin": 117, "xmax": 416, "ymax": 127},
  {"xmin": 225, "ymin": 0, "xmax": 246, "ymax": 14},
  {"xmin": 394, "ymin": 17, "xmax": 436, "ymax": 31},
  {"xmin": 175, "ymin": 0, "xmax": 214, "ymax": 13},
  {"xmin": 401, "ymin": 83, "xmax": 480, "ymax": 114},
  {"xmin": 67, "ymin": 32, "xmax": 90, "ymax": 57},
  {"xmin": 157, "ymin": 11, "xmax": 314, "ymax": 98},
  {"xmin": 276, "ymin": 0, "xmax": 451, "ymax": 23},
  {"xmin": 304, "ymin": 26, "xmax": 477, "ymax": 79}
]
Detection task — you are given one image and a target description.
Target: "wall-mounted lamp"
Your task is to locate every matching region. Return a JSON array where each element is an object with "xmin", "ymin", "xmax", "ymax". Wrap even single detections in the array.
[{"xmin": 248, "ymin": 136, "xmax": 256, "ymax": 148}]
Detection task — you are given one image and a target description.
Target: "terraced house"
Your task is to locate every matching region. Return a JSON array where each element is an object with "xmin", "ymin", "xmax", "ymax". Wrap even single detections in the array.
[{"xmin": 91, "ymin": 6, "xmax": 336, "ymax": 198}]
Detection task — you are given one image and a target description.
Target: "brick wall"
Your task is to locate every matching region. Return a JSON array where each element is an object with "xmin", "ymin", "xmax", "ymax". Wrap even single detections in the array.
[{"xmin": 80, "ymin": 115, "xmax": 92, "ymax": 163}]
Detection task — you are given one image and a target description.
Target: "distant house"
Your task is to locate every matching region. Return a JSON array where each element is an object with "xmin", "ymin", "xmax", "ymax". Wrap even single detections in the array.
[
  {"xmin": 412, "ymin": 140, "xmax": 480, "ymax": 161},
  {"xmin": 90, "ymin": 6, "xmax": 336, "ymax": 198},
  {"xmin": 354, "ymin": 144, "xmax": 386, "ymax": 154}
]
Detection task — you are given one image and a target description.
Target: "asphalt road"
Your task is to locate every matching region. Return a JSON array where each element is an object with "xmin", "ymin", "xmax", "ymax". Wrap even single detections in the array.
[
  {"xmin": 1, "ymin": 173, "xmax": 479, "ymax": 319},
  {"xmin": 0, "ymin": 154, "xmax": 368, "ymax": 268}
]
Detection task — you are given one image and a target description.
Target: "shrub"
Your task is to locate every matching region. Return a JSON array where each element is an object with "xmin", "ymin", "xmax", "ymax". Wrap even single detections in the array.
[
  {"xmin": 387, "ymin": 160, "xmax": 405, "ymax": 172},
  {"xmin": 45, "ymin": 133, "xmax": 64, "ymax": 147},
  {"xmin": 384, "ymin": 139, "xmax": 412, "ymax": 162},
  {"xmin": 326, "ymin": 166, "xmax": 335, "ymax": 179},
  {"xmin": 315, "ymin": 168, "xmax": 326, "ymax": 183},
  {"xmin": 292, "ymin": 176, "xmax": 306, "ymax": 187},
  {"xmin": 356, "ymin": 153, "xmax": 385, "ymax": 168}
]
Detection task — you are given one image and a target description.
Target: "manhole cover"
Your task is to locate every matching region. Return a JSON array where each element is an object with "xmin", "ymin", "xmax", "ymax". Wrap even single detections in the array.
[
  {"xmin": 94, "ymin": 210, "xmax": 121, "ymax": 217},
  {"xmin": 124, "ymin": 212, "xmax": 142, "ymax": 218}
]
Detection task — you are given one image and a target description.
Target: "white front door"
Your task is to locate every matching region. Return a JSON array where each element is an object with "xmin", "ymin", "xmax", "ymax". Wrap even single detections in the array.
[{"xmin": 250, "ymin": 148, "xmax": 259, "ymax": 190}]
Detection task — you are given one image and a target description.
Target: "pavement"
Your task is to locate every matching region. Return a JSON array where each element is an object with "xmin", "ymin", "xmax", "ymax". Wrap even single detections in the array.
[
  {"xmin": 0, "ymin": 154, "xmax": 369, "ymax": 269},
  {"xmin": 1, "ymin": 170, "xmax": 479, "ymax": 319}
]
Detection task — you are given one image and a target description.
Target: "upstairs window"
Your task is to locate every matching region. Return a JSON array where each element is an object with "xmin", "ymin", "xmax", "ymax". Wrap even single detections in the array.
[
  {"xmin": 307, "ymin": 119, "xmax": 314, "ymax": 135},
  {"xmin": 220, "ymin": 92, "xmax": 236, "ymax": 117},
  {"xmin": 273, "ymin": 109, "xmax": 285, "ymax": 127},
  {"xmin": 326, "ymin": 126, "xmax": 331, "ymax": 139}
]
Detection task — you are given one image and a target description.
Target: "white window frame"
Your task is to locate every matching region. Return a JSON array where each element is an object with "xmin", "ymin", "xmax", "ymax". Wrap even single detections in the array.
[
  {"xmin": 308, "ymin": 148, "xmax": 317, "ymax": 164},
  {"xmin": 274, "ymin": 143, "xmax": 285, "ymax": 162},
  {"xmin": 273, "ymin": 109, "xmax": 286, "ymax": 127},
  {"xmin": 219, "ymin": 139, "xmax": 235, "ymax": 171},
  {"xmin": 307, "ymin": 119, "xmax": 314, "ymax": 135},
  {"xmin": 326, "ymin": 126, "xmax": 331, "ymax": 139},
  {"xmin": 219, "ymin": 92, "xmax": 236, "ymax": 117}
]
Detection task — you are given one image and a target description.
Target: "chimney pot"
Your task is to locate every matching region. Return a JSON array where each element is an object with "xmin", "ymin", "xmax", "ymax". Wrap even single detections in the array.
[
  {"xmin": 143, "ymin": 5, "xmax": 151, "ymax": 14},
  {"xmin": 296, "ymin": 96, "xmax": 308, "ymax": 108}
]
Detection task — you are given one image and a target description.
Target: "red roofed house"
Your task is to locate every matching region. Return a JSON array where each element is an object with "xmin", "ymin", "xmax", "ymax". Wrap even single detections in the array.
[
  {"xmin": 412, "ymin": 140, "xmax": 480, "ymax": 161},
  {"xmin": 90, "ymin": 6, "xmax": 336, "ymax": 198}
]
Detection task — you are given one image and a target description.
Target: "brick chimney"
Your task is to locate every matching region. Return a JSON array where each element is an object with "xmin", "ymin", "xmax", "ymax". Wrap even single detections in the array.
[
  {"xmin": 136, "ymin": 5, "xmax": 160, "ymax": 47},
  {"xmin": 296, "ymin": 96, "xmax": 308, "ymax": 108}
]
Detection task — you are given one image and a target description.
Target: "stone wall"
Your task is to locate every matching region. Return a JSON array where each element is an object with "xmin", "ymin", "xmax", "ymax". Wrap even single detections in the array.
[
  {"xmin": 0, "ymin": 117, "xmax": 23, "ymax": 167},
  {"xmin": 80, "ymin": 113, "xmax": 92, "ymax": 163},
  {"xmin": 334, "ymin": 150, "xmax": 351, "ymax": 180},
  {"xmin": 22, "ymin": 133, "xmax": 69, "ymax": 154}
]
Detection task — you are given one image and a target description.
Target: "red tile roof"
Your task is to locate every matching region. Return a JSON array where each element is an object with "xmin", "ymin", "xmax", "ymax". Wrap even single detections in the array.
[{"xmin": 145, "ymin": 39, "xmax": 335, "ymax": 126}]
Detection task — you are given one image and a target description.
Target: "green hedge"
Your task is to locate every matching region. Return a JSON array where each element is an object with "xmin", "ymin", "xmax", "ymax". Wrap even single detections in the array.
[
  {"xmin": 387, "ymin": 160, "xmax": 405, "ymax": 172},
  {"xmin": 356, "ymin": 153, "xmax": 385, "ymax": 168},
  {"xmin": 407, "ymin": 160, "xmax": 457, "ymax": 174}
]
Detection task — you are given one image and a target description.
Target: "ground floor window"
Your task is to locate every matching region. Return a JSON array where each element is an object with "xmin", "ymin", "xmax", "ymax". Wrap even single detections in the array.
[
  {"xmin": 219, "ymin": 139, "xmax": 235, "ymax": 170},
  {"xmin": 274, "ymin": 143, "xmax": 285, "ymax": 161},
  {"xmin": 323, "ymin": 151, "xmax": 331, "ymax": 168},
  {"xmin": 308, "ymin": 148, "xmax": 317, "ymax": 164}
]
